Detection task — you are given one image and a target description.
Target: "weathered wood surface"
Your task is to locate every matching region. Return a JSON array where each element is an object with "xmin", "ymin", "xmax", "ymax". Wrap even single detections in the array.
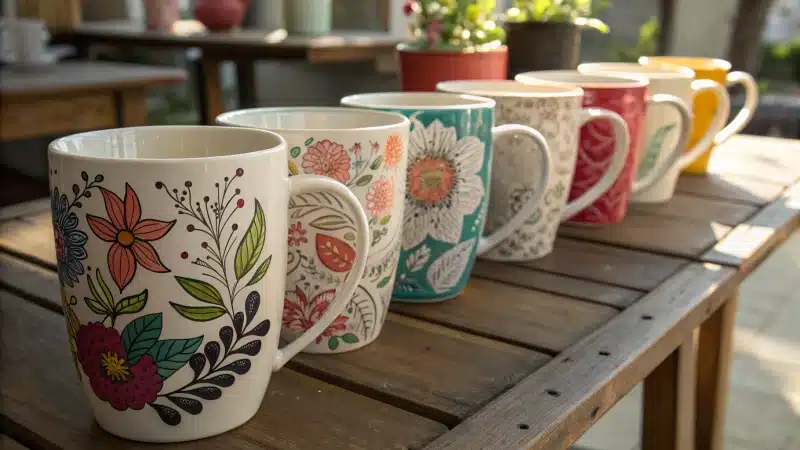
[{"xmin": 0, "ymin": 289, "xmax": 448, "ymax": 450}]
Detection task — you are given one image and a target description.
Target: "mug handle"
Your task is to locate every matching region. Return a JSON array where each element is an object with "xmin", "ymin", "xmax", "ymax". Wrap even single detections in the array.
[
  {"xmin": 678, "ymin": 80, "xmax": 731, "ymax": 169},
  {"xmin": 272, "ymin": 175, "xmax": 371, "ymax": 370},
  {"xmin": 476, "ymin": 124, "xmax": 552, "ymax": 255},
  {"xmin": 631, "ymin": 94, "xmax": 691, "ymax": 194},
  {"xmin": 715, "ymin": 71, "xmax": 758, "ymax": 145},
  {"xmin": 562, "ymin": 108, "xmax": 630, "ymax": 221}
]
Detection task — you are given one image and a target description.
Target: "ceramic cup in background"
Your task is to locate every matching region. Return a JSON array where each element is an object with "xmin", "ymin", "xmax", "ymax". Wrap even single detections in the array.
[
  {"xmin": 579, "ymin": 62, "xmax": 730, "ymax": 203},
  {"xmin": 217, "ymin": 107, "xmax": 409, "ymax": 352},
  {"xmin": 1, "ymin": 17, "xmax": 49, "ymax": 63},
  {"xmin": 285, "ymin": 0, "xmax": 332, "ymax": 34},
  {"xmin": 436, "ymin": 80, "xmax": 629, "ymax": 260},
  {"xmin": 341, "ymin": 92, "xmax": 553, "ymax": 302},
  {"xmin": 516, "ymin": 70, "xmax": 688, "ymax": 225},
  {"xmin": 640, "ymin": 56, "xmax": 759, "ymax": 175},
  {"xmin": 48, "ymin": 126, "xmax": 369, "ymax": 442}
]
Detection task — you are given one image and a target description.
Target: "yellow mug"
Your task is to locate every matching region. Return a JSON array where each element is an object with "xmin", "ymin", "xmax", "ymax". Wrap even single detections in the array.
[{"xmin": 639, "ymin": 56, "xmax": 758, "ymax": 174}]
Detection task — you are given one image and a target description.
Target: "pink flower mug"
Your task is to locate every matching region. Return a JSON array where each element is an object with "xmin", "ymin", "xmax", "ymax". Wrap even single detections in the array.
[{"xmin": 48, "ymin": 126, "xmax": 370, "ymax": 442}]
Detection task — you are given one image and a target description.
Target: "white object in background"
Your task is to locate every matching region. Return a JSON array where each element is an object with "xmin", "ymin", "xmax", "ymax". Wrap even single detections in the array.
[
  {"xmin": 763, "ymin": 0, "xmax": 800, "ymax": 43},
  {"xmin": 284, "ymin": 0, "xmax": 332, "ymax": 34},
  {"xmin": 253, "ymin": 0, "xmax": 285, "ymax": 29},
  {"xmin": 1, "ymin": 18, "xmax": 49, "ymax": 64}
]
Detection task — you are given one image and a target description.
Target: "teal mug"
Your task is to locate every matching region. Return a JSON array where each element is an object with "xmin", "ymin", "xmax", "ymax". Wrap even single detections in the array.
[{"xmin": 341, "ymin": 92, "xmax": 553, "ymax": 302}]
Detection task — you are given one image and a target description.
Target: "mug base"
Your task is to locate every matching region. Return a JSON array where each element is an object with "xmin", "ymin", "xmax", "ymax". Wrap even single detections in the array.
[
  {"xmin": 298, "ymin": 331, "xmax": 382, "ymax": 354},
  {"xmin": 391, "ymin": 290, "xmax": 464, "ymax": 304},
  {"xmin": 478, "ymin": 247, "xmax": 554, "ymax": 263}
]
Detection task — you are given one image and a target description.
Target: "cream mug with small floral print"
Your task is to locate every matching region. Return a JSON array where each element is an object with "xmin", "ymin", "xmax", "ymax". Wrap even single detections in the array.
[
  {"xmin": 217, "ymin": 108, "xmax": 410, "ymax": 353},
  {"xmin": 48, "ymin": 126, "xmax": 369, "ymax": 442}
]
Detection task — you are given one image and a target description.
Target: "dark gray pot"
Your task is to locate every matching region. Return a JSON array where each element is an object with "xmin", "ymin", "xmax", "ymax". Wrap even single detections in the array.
[{"xmin": 506, "ymin": 21, "xmax": 582, "ymax": 78}]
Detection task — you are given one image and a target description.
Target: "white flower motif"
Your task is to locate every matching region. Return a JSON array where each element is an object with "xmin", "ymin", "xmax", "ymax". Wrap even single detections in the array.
[
  {"xmin": 402, "ymin": 119, "xmax": 485, "ymax": 250},
  {"xmin": 405, "ymin": 244, "xmax": 431, "ymax": 272}
]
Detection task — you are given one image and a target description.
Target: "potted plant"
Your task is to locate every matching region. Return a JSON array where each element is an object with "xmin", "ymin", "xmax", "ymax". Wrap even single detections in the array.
[
  {"xmin": 505, "ymin": 0, "xmax": 610, "ymax": 76},
  {"xmin": 398, "ymin": 0, "xmax": 507, "ymax": 92}
]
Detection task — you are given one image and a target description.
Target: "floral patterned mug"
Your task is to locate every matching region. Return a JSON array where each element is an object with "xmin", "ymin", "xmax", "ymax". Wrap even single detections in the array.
[
  {"xmin": 217, "ymin": 108, "xmax": 410, "ymax": 353},
  {"xmin": 48, "ymin": 126, "xmax": 370, "ymax": 442},
  {"xmin": 341, "ymin": 92, "xmax": 553, "ymax": 302}
]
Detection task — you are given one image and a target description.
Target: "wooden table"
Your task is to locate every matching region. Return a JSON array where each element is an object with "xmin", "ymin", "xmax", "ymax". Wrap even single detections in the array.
[
  {"xmin": 0, "ymin": 61, "xmax": 186, "ymax": 142},
  {"xmin": 1, "ymin": 134, "xmax": 798, "ymax": 450},
  {"xmin": 54, "ymin": 21, "xmax": 400, "ymax": 125}
]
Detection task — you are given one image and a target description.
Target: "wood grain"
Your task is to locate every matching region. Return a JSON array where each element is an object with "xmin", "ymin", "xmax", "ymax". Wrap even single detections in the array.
[
  {"xmin": 642, "ymin": 350, "xmax": 679, "ymax": 450},
  {"xmin": 675, "ymin": 173, "xmax": 786, "ymax": 206},
  {"xmin": 703, "ymin": 183, "xmax": 800, "ymax": 272},
  {"xmin": 521, "ymin": 238, "xmax": 688, "ymax": 291},
  {"xmin": 423, "ymin": 263, "xmax": 737, "ymax": 450},
  {"xmin": 706, "ymin": 134, "xmax": 800, "ymax": 186},
  {"xmin": 291, "ymin": 314, "xmax": 549, "ymax": 426},
  {"xmin": 391, "ymin": 277, "xmax": 619, "ymax": 353},
  {"xmin": 629, "ymin": 193, "xmax": 758, "ymax": 226},
  {"xmin": 0, "ymin": 212, "xmax": 56, "ymax": 268},
  {"xmin": 471, "ymin": 260, "xmax": 642, "ymax": 309},
  {"xmin": 201, "ymin": 56, "xmax": 224, "ymax": 125},
  {"xmin": 118, "ymin": 88, "xmax": 148, "ymax": 127},
  {"xmin": 0, "ymin": 289, "xmax": 447, "ymax": 450},
  {"xmin": 0, "ymin": 435, "xmax": 29, "ymax": 450},
  {"xmin": 560, "ymin": 212, "xmax": 732, "ymax": 259},
  {"xmin": 1, "ymin": 92, "xmax": 116, "ymax": 142},
  {"xmin": 0, "ymin": 198, "xmax": 49, "ymax": 222}
]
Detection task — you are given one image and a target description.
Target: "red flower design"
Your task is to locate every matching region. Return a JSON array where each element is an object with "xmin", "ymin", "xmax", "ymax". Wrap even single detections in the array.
[
  {"xmin": 283, "ymin": 287, "xmax": 348, "ymax": 344},
  {"xmin": 86, "ymin": 184, "xmax": 175, "ymax": 291},
  {"xmin": 287, "ymin": 221, "xmax": 308, "ymax": 247},
  {"xmin": 76, "ymin": 322, "xmax": 163, "ymax": 411},
  {"xmin": 366, "ymin": 178, "xmax": 394, "ymax": 218},
  {"xmin": 301, "ymin": 140, "xmax": 352, "ymax": 184}
]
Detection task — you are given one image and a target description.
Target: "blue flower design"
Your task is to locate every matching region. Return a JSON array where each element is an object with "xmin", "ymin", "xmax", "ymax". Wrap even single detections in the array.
[{"xmin": 52, "ymin": 187, "xmax": 88, "ymax": 287}]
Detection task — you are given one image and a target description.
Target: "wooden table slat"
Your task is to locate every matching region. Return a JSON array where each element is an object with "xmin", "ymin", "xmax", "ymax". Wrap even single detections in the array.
[
  {"xmin": 675, "ymin": 173, "xmax": 787, "ymax": 206},
  {"xmin": 628, "ymin": 193, "xmax": 759, "ymax": 226},
  {"xmin": 0, "ymin": 289, "xmax": 448, "ymax": 450}
]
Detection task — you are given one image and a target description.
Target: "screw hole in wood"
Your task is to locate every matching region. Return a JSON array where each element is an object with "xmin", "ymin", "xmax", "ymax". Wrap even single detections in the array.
[
  {"xmin": 562, "ymin": 357, "xmax": 572, "ymax": 363},
  {"xmin": 642, "ymin": 314, "xmax": 653, "ymax": 320},
  {"xmin": 598, "ymin": 350, "xmax": 610, "ymax": 356},
  {"xmin": 591, "ymin": 406, "xmax": 600, "ymax": 419},
  {"xmin": 546, "ymin": 389, "xmax": 560, "ymax": 397},
  {"xmin": 517, "ymin": 423, "xmax": 530, "ymax": 430}
]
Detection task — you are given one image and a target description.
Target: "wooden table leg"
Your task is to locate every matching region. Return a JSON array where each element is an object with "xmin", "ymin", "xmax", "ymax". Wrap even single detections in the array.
[
  {"xmin": 118, "ymin": 88, "xmax": 148, "ymax": 127},
  {"xmin": 200, "ymin": 55, "xmax": 224, "ymax": 125},
  {"xmin": 696, "ymin": 291, "xmax": 738, "ymax": 450},
  {"xmin": 236, "ymin": 60, "xmax": 257, "ymax": 109}
]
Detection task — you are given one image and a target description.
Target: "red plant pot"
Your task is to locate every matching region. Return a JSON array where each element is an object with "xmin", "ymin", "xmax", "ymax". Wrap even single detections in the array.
[{"xmin": 398, "ymin": 45, "xmax": 509, "ymax": 92}]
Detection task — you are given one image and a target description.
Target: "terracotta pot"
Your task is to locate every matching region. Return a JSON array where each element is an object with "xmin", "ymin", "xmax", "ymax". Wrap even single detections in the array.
[
  {"xmin": 193, "ymin": 0, "xmax": 250, "ymax": 31},
  {"xmin": 397, "ymin": 45, "xmax": 508, "ymax": 92},
  {"xmin": 506, "ymin": 22, "xmax": 581, "ymax": 78}
]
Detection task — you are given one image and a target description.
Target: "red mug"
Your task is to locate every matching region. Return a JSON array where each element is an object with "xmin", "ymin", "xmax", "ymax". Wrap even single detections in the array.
[{"xmin": 515, "ymin": 71, "xmax": 649, "ymax": 225}]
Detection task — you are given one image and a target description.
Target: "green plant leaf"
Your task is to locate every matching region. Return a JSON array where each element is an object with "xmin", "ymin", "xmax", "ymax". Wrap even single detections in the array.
[
  {"xmin": 377, "ymin": 276, "xmax": 392, "ymax": 288},
  {"xmin": 115, "ymin": 289, "xmax": 148, "ymax": 315},
  {"xmin": 87, "ymin": 272, "xmax": 113, "ymax": 312},
  {"xmin": 328, "ymin": 336, "xmax": 340, "ymax": 351},
  {"xmin": 356, "ymin": 175, "xmax": 372, "ymax": 187},
  {"xmin": 290, "ymin": 146, "xmax": 301, "ymax": 158},
  {"xmin": 95, "ymin": 269, "xmax": 115, "ymax": 311},
  {"xmin": 379, "ymin": 215, "xmax": 391, "ymax": 225},
  {"xmin": 370, "ymin": 155, "xmax": 383, "ymax": 170},
  {"xmin": 84, "ymin": 296, "xmax": 111, "ymax": 316},
  {"xmin": 245, "ymin": 255, "xmax": 272, "ymax": 287},
  {"xmin": 234, "ymin": 199, "xmax": 266, "ymax": 280},
  {"xmin": 174, "ymin": 276, "xmax": 224, "ymax": 306},
  {"xmin": 343, "ymin": 232, "xmax": 356, "ymax": 241},
  {"xmin": 341, "ymin": 333, "xmax": 359, "ymax": 344},
  {"xmin": 304, "ymin": 137, "xmax": 314, "ymax": 146},
  {"xmin": 121, "ymin": 313, "xmax": 162, "ymax": 365},
  {"xmin": 170, "ymin": 303, "xmax": 227, "ymax": 322},
  {"xmin": 309, "ymin": 215, "xmax": 351, "ymax": 231},
  {"xmin": 146, "ymin": 336, "xmax": 204, "ymax": 380},
  {"xmin": 637, "ymin": 123, "xmax": 676, "ymax": 179}
]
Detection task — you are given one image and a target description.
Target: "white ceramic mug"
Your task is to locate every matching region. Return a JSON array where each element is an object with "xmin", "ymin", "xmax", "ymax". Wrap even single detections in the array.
[
  {"xmin": 579, "ymin": 62, "xmax": 730, "ymax": 203},
  {"xmin": 218, "ymin": 107, "xmax": 409, "ymax": 352},
  {"xmin": 436, "ymin": 80, "xmax": 630, "ymax": 260},
  {"xmin": 1, "ymin": 17, "xmax": 49, "ymax": 63},
  {"xmin": 48, "ymin": 126, "xmax": 370, "ymax": 442}
]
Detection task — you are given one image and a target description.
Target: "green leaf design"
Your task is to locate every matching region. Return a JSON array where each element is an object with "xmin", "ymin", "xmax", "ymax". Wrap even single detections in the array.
[
  {"xmin": 355, "ymin": 175, "xmax": 373, "ymax": 187},
  {"xmin": 370, "ymin": 156, "xmax": 383, "ymax": 170},
  {"xmin": 95, "ymin": 269, "xmax": 115, "ymax": 311},
  {"xmin": 174, "ymin": 276, "xmax": 224, "ymax": 306},
  {"xmin": 121, "ymin": 313, "xmax": 162, "ymax": 365},
  {"xmin": 309, "ymin": 215, "xmax": 351, "ymax": 231},
  {"xmin": 234, "ymin": 199, "xmax": 266, "ymax": 280},
  {"xmin": 344, "ymin": 232, "xmax": 356, "ymax": 241},
  {"xmin": 84, "ymin": 296, "xmax": 111, "ymax": 316},
  {"xmin": 638, "ymin": 123, "xmax": 676, "ymax": 179},
  {"xmin": 379, "ymin": 215, "xmax": 391, "ymax": 225},
  {"xmin": 87, "ymin": 271, "xmax": 113, "ymax": 312},
  {"xmin": 245, "ymin": 255, "xmax": 272, "ymax": 287},
  {"xmin": 304, "ymin": 137, "xmax": 314, "ymax": 146},
  {"xmin": 146, "ymin": 336, "xmax": 203, "ymax": 380},
  {"xmin": 341, "ymin": 333, "xmax": 359, "ymax": 344},
  {"xmin": 328, "ymin": 336, "xmax": 340, "ymax": 351},
  {"xmin": 290, "ymin": 146, "xmax": 301, "ymax": 158},
  {"xmin": 115, "ymin": 289, "xmax": 148, "ymax": 315},
  {"xmin": 170, "ymin": 303, "xmax": 227, "ymax": 322},
  {"xmin": 377, "ymin": 276, "xmax": 392, "ymax": 288}
]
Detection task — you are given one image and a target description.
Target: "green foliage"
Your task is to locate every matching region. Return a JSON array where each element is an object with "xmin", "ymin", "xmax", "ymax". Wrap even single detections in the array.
[
  {"xmin": 405, "ymin": 0, "xmax": 506, "ymax": 51},
  {"xmin": 506, "ymin": 0, "xmax": 610, "ymax": 32},
  {"xmin": 609, "ymin": 16, "xmax": 659, "ymax": 62}
]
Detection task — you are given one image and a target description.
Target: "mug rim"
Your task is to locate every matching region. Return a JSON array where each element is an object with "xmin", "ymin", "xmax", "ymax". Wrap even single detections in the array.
[
  {"xmin": 48, "ymin": 125, "xmax": 286, "ymax": 163},
  {"xmin": 515, "ymin": 70, "xmax": 649, "ymax": 89},
  {"xmin": 216, "ymin": 106, "xmax": 410, "ymax": 132},
  {"xmin": 639, "ymin": 56, "xmax": 733, "ymax": 71},
  {"xmin": 578, "ymin": 62, "xmax": 696, "ymax": 79},
  {"xmin": 436, "ymin": 80, "xmax": 584, "ymax": 98},
  {"xmin": 341, "ymin": 92, "xmax": 496, "ymax": 110}
]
